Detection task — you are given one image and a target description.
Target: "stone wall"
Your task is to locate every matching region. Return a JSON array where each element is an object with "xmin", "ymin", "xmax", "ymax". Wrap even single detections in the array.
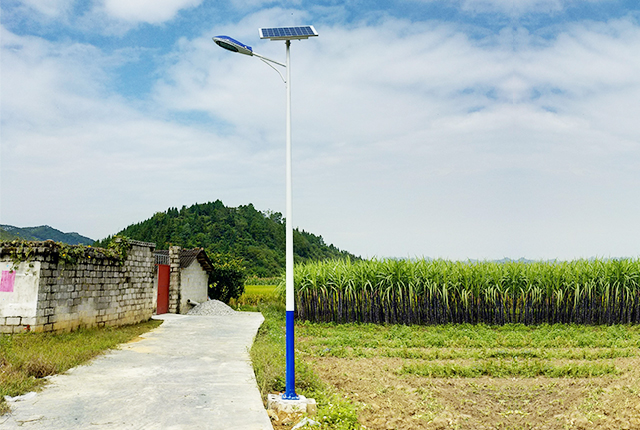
[
  {"xmin": 0, "ymin": 240, "xmax": 156, "ymax": 333},
  {"xmin": 168, "ymin": 246, "xmax": 181, "ymax": 314}
]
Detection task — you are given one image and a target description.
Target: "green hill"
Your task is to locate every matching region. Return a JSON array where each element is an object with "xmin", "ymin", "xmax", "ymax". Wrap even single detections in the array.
[
  {"xmin": 0, "ymin": 225, "xmax": 94, "ymax": 245},
  {"xmin": 95, "ymin": 200, "xmax": 359, "ymax": 277}
]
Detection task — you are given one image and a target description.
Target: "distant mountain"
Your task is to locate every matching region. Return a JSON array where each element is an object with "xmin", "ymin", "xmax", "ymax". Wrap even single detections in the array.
[
  {"xmin": 0, "ymin": 228, "xmax": 21, "ymax": 241},
  {"xmin": 0, "ymin": 225, "xmax": 94, "ymax": 245},
  {"xmin": 467, "ymin": 258, "xmax": 537, "ymax": 264},
  {"xmin": 95, "ymin": 200, "xmax": 359, "ymax": 277},
  {"xmin": 493, "ymin": 258, "xmax": 536, "ymax": 264}
]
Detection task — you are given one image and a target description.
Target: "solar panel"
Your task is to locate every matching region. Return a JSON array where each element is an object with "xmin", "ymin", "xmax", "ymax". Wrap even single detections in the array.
[{"xmin": 259, "ymin": 26, "xmax": 318, "ymax": 40}]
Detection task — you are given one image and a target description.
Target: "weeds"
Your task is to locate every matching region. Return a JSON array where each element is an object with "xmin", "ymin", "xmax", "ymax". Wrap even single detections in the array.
[
  {"xmin": 0, "ymin": 319, "xmax": 162, "ymax": 415},
  {"xmin": 296, "ymin": 322, "xmax": 638, "ymax": 383},
  {"xmin": 399, "ymin": 360, "xmax": 619, "ymax": 378},
  {"xmin": 249, "ymin": 298, "xmax": 361, "ymax": 429}
]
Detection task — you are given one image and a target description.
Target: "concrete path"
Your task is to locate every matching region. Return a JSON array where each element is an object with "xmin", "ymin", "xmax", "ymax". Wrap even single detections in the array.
[{"xmin": 1, "ymin": 313, "xmax": 273, "ymax": 430}]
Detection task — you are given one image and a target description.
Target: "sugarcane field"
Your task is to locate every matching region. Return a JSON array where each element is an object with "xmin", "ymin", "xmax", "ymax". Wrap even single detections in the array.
[{"xmin": 270, "ymin": 258, "xmax": 640, "ymax": 429}]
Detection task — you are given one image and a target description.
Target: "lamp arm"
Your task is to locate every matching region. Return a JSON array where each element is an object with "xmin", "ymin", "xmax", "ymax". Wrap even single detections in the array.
[
  {"xmin": 253, "ymin": 51, "xmax": 286, "ymax": 67},
  {"xmin": 258, "ymin": 57, "xmax": 286, "ymax": 83}
]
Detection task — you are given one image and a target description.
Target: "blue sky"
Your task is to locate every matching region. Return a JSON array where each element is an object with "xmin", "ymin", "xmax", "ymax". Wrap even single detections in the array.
[{"xmin": 1, "ymin": 0, "xmax": 640, "ymax": 260}]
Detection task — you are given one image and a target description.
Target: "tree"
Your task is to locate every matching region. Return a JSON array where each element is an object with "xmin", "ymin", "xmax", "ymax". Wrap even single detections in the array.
[
  {"xmin": 208, "ymin": 253, "xmax": 245, "ymax": 303},
  {"xmin": 95, "ymin": 200, "xmax": 360, "ymax": 277}
]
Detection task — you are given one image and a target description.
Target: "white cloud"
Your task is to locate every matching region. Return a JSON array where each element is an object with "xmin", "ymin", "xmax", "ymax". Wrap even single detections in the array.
[
  {"xmin": 0, "ymin": 26, "xmax": 275, "ymax": 239},
  {"xmin": 152, "ymin": 13, "xmax": 640, "ymax": 259},
  {"xmin": 100, "ymin": 0, "xmax": 203, "ymax": 24},
  {"xmin": 0, "ymin": 28, "xmax": 112, "ymax": 128},
  {"xmin": 427, "ymin": 0, "xmax": 615, "ymax": 16},
  {"xmin": 229, "ymin": 0, "xmax": 282, "ymax": 9},
  {"xmin": 2, "ymin": 8, "xmax": 640, "ymax": 260},
  {"xmin": 461, "ymin": 0, "xmax": 562, "ymax": 15},
  {"xmin": 16, "ymin": 0, "xmax": 74, "ymax": 18}
]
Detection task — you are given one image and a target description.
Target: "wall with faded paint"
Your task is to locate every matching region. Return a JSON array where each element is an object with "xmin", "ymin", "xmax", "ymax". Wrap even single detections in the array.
[
  {"xmin": 0, "ymin": 241, "xmax": 156, "ymax": 333},
  {"xmin": 0, "ymin": 261, "xmax": 40, "ymax": 329}
]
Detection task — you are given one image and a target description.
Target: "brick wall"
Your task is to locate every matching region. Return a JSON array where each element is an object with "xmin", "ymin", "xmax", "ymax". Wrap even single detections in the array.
[{"xmin": 0, "ymin": 240, "xmax": 156, "ymax": 333}]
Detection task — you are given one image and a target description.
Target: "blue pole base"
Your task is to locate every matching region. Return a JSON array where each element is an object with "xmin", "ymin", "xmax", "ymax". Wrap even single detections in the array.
[
  {"xmin": 281, "ymin": 392, "xmax": 300, "ymax": 401},
  {"xmin": 283, "ymin": 310, "xmax": 299, "ymax": 400}
]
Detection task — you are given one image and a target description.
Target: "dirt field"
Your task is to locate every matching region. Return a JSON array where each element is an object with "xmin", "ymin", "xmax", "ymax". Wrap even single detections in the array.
[
  {"xmin": 305, "ymin": 356, "xmax": 640, "ymax": 429},
  {"xmin": 296, "ymin": 324, "xmax": 640, "ymax": 429}
]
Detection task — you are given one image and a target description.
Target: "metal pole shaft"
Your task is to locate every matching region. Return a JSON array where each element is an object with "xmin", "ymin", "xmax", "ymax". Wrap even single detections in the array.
[{"xmin": 283, "ymin": 39, "xmax": 298, "ymax": 400}]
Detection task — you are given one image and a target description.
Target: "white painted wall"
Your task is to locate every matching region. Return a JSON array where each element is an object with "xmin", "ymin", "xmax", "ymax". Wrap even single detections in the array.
[
  {"xmin": 179, "ymin": 261, "xmax": 209, "ymax": 313},
  {"xmin": 0, "ymin": 260, "xmax": 41, "ymax": 324}
]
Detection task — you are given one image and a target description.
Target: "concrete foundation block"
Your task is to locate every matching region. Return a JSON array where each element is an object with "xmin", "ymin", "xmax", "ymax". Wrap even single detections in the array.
[
  {"xmin": 267, "ymin": 394, "xmax": 317, "ymax": 415},
  {"xmin": 22, "ymin": 317, "xmax": 36, "ymax": 326},
  {"xmin": 5, "ymin": 317, "xmax": 21, "ymax": 325}
]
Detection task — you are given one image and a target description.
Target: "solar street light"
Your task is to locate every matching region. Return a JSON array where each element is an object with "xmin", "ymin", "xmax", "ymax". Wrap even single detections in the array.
[
  {"xmin": 212, "ymin": 36, "xmax": 286, "ymax": 68},
  {"xmin": 213, "ymin": 26, "xmax": 318, "ymax": 401}
]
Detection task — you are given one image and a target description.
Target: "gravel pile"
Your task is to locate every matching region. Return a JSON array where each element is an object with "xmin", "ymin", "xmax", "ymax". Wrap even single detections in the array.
[{"xmin": 187, "ymin": 299, "xmax": 237, "ymax": 316}]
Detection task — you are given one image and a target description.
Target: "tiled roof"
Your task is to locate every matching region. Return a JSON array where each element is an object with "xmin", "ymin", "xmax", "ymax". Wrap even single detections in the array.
[
  {"xmin": 153, "ymin": 248, "xmax": 213, "ymax": 272},
  {"xmin": 192, "ymin": 249, "xmax": 214, "ymax": 273}
]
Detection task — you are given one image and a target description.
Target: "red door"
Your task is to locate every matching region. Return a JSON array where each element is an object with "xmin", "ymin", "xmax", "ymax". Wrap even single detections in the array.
[{"xmin": 157, "ymin": 264, "xmax": 170, "ymax": 314}]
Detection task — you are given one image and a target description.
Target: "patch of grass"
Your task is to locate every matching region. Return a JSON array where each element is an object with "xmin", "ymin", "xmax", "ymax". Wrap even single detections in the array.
[
  {"xmin": 245, "ymin": 284, "xmax": 278, "ymax": 295},
  {"xmin": 245, "ymin": 277, "xmax": 281, "ymax": 286},
  {"xmin": 250, "ymin": 300, "xmax": 326, "ymax": 396},
  {"xmin": 0, "ymin": 319, "xmax": 162, "ymax": 415},
  {"xmin": 297, "ymin": 322, "xmax": 640, "ymax": 350},
  {"xmin": 313, "ymin": 390, "xmax": 361, "ymax": 430},
  {"xmin": 250, "ymin": 300, "xmax": 287, "ymax": 395},
  {"xmin": 231, "ymin": 284, "xmax": 278, "ymax": 309},
  {"xmin": 399, "ymin": 360, "xmax": 619, "ymax": 378},
  {"xmin": 308, "ymin": 346, "xmax": 637, "ymax": 361},
  {"xmin": 296, "ymin": 323, "xmax": 636, "ymax": 382},
  {"xmin": 250, "ymin": 299, "xmax": 361, "ymax": 429}
]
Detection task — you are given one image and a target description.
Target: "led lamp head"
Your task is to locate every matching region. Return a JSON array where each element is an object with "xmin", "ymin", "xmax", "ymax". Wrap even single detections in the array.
[{"xmin": 212, "ymin": 36, "xmax": 253, "ymax": 56}]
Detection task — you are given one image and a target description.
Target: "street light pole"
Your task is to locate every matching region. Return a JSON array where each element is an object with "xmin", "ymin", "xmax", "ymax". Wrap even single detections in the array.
[
  {"xmin": 283, "ymin": 39, "xmax": 297, "ymax": 400},
  {"xmin": 212, "ymin": 27, "xmax": 317, "ymax": 402}
]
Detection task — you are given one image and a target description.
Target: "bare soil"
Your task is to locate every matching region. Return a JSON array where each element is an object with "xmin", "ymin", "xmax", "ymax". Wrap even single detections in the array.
[{"xmin": 305, "ymin": 356, "xmax": 640, "ymax": 430}]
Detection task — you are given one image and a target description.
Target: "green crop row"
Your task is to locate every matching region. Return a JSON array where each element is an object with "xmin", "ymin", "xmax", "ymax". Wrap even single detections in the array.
[
  {"xmin": 398, "ymin": 360, "xmax": 619, "ymax": 378},
  {"xmin": 284, "ymin": 258, "xmax": 640, "ymax": 325}
]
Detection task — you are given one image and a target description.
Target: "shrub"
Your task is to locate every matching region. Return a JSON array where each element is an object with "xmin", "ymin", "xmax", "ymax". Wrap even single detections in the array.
[{"xmin": 208, "ymin": 253, "xmax": 246, "ymax": 303}]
